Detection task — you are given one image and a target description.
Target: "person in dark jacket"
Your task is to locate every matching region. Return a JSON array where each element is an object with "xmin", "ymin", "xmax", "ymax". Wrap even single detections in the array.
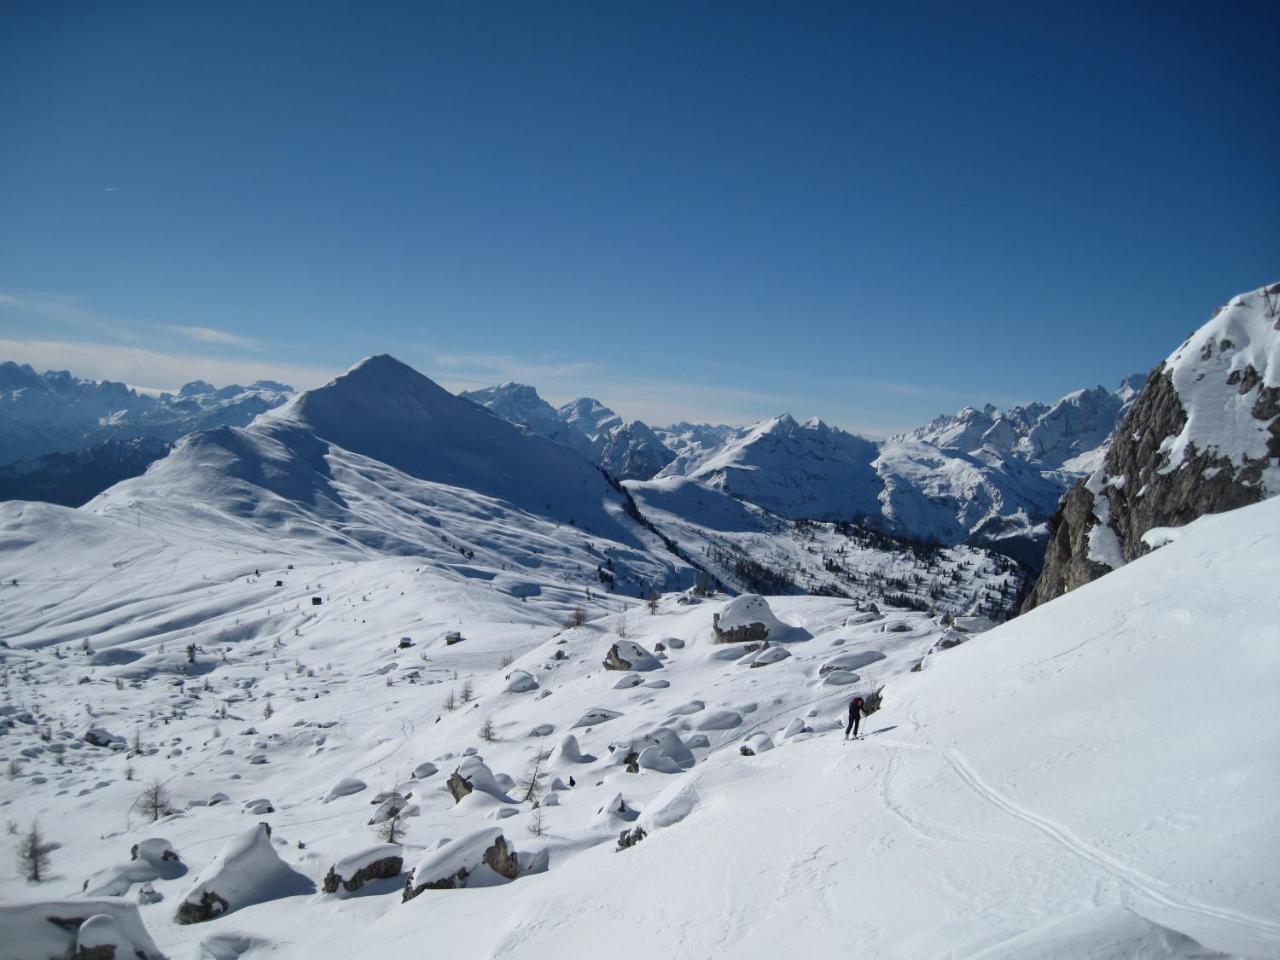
[{"xmin": 845, "ymin": 696, "xmax": 865, "ymax": 740}]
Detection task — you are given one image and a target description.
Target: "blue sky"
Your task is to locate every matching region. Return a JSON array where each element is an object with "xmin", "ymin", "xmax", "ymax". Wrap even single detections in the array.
[{"xmin": 1, "ymin": 1, "xmax": 1277, "ymax": 434}]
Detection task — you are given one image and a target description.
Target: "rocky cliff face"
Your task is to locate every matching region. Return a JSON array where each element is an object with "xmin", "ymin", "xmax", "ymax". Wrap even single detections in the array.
[{"xmin": 1024, "ymin": 283, "xmax": 1280, "ymax": 611}]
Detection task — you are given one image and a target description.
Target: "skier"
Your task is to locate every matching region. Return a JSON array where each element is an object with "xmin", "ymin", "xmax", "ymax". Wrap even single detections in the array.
[{"xmin": 845, "ymin": 695, "xmax": 865, "ymax": 740}]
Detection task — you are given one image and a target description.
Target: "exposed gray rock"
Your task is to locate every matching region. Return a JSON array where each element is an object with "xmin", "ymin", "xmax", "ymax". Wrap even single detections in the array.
[
  {"xmin": 322, "ymin": 854, "xmax": 403, "ymax": 894},
  {"xmin": 1025, "ymin": 351, "xmax": 1275, "ymax": 611},
  {"xmin": 446, "ymin": 771, "xmax": 473, "ymax": 804}
]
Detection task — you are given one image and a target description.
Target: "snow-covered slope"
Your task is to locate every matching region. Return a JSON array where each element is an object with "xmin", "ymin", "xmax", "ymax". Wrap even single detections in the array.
[
  {"xmin": 628, "ymin": 474, "xmax": 1026, "ymax": 617},
  {"xmin": 0, "ymin": 362, "xmax": 292, "ymax": 467},
  {"xmin": 1026, "ymin": 282, "xmax": 1280, "ymax": 609},
  {"xmin": 317, "ymin": 497, "xmax": 1280, "ymax": 959},
  {"xmin": 5, "ymin": 464, "xmax": 1272, "ymax": 957}
]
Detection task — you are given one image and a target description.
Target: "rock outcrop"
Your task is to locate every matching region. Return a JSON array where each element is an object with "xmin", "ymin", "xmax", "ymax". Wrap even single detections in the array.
[
  {"xmin": 1024, "ymin": 283, "xmax": 1279, "ymax": 611},
  {"xmin": 322, "ymin": 844, "xmax": 404, "ymax": 894},
  {"xmin": 401, "ymin": 829, "xmax": 518, "ymax": 900}
]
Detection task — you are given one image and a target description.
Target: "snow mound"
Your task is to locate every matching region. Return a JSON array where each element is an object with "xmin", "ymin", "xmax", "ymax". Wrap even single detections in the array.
[
  {"xmin": 572, "ymin": 706, "xmax": 622, "ymax": 728},
  {"xmin": 405, "ymin": 827, "xmax": 518, "ymax": 894},
  {"xmin": 176, "ymin": 824, "xmax": 314, "ymax": 923},
  {"xmin": 713, "ymin": 594, "xmax": 790, "ymax": 642},
  {"xmin": 970, "ymin": 906, "xmax": 1230, "ymax": 959},
  {"xmin": 603, "ymin": 639, "xmax": 663, "ymax": 671},
  {"xmin": 323, "ymin": 777, "xmax": 367, "ymax": 802},
  {"xmin": 551, "ymin": 734, "xmax": 595, "ymax": 765},
  {"xmin": 0, "ymin": 898, "xmax": 163, "ymax": 960},
  {"xmin": 503, "ymin": 669, "xmax": 539, "ymax": 693}
]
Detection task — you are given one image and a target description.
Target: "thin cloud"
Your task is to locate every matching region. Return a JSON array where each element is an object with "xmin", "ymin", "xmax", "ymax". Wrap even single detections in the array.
[
  {"xmin": 430, "ymin": 352, "xmax": 596, "ymax": 384},
  {"xmin": 167, "ymin": 325, "xmax": 260, "ymax": 350},
  {"xmin": 0, "ymin": 290, "xmax": 145, "ymax": 342}
]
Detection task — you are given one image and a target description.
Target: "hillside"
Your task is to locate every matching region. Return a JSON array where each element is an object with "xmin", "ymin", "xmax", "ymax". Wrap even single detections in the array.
[{"xmin": 1, "ymin": 463, "xmax": 1274, "ymax": 959}]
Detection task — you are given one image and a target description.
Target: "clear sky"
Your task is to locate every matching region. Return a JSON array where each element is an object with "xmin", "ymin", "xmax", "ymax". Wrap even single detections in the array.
[{"xmin": 1, "ymin": 1, "xmax": 1277, "ymax": 434}]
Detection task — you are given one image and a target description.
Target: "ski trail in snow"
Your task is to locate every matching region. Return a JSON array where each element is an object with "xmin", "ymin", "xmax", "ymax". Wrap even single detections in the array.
[{"xmin": 868, "ymin": 737, "xmax": 1280, "ymax": 940}]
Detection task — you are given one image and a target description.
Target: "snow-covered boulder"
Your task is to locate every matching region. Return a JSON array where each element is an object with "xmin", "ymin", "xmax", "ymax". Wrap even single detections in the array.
[
  {"xmin": 323, "ymin": 777, "xmax": 366, "ymax": 802},
  {"xmin": 446, "ymin": 756, "xmax": 514, "ymax": 805},
  {"xmin": 821, "ymin": 670, "xmax": 860, "ymax": 686},
  {"xmin": 0, "ymin": 899, "xmax": 163, "ymax": 960},
  {"xmin": 76, "ymin": 913, "xmax": 138, "ymax": 960},
  {"xmin": 609, "ymin": 727, "xmax": 696, "ymax": 773},
  {"xmin": 695, "ymin": 709, "xmax": 743, "ymax": 731},
  {"xmin": 818, "ymin": 650, "xmax": 886, "ymax": 674},
  {"xmin": 322, "ymin": 843, "xmax": 404, "ymax": 895},
  {"xmin": 402, "ymin": 828, "xmax": 518, "ymax": 900},
  {"xmin": 82, "ymin": 725, "xmax": 126, "ymax": 750},
  {"xmin": 592, "ymin": 793, "xmax": 640, "ymax": 832},
  {"xmin": 549, "ymin": 733, "xmax": 594, "ymax": 766},
  {"xmin": 572, "ymin": 706, "xmax": 622, "ymax": 728},
  {"xmin": 712, "ymin": 594, "xmax": 789, "ymax": 643},
  {"xmin": 782, "ymin": 717, "xmax": 811, "ymax": 738},
  {"xmin": 613, "ymin": 673, "xmax": 643, "ymax": 689},
  {"xmin": 85, "ymin": 840, "xmax": 185, "ymax": 897},
  {"xmin": 740, "ymin": 732, "xmax": 775, "ymax": 755},
  {"xmin": 504, "ymin": 669, "xmax": 539, "ymax": 693},
  {"xmin": 412, "ymin": 761, "xmax": 438, "ymax": 779},
  {"xmin": 175, "ymin": 824, "xmax": 313, "ymax": 924},
  {"xmin": 603, "ymin": 640, "xmax": 662, "ymax": 671},
  {"xmin": 744, "ymin": 644, "xmax": 791, "ymax": 668}
]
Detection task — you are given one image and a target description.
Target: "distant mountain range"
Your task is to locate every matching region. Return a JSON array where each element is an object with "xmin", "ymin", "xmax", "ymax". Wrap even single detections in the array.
[
  {"xmin": 1, "ymin": 355, "xmax": 1147, "ymax": 570},
  {"xmin": 462, "ymin": 374, "xmax": 1147, "ymax": 567}
]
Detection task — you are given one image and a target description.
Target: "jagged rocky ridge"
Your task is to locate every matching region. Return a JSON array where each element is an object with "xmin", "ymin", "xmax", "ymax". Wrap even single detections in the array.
[
  {"xmin": 1024, "ymin": 282, "xmax": 1280, "ymax": 610},
  {"xmin": 0, "ymin": 362, "xmax": 292, "ymax": 467}
]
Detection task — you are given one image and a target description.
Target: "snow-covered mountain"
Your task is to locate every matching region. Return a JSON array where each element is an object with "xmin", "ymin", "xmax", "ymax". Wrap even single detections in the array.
[
  {"xmin": 461, "ymin": 383, "xmax": 677, "ymax": 481},
  {"xmin": 84, "ymin": 356, "xmax": 693, "ymax": 598},
  {"xmin": 650, "ymin": 413, "xmax": 1063, "ymax": 567},
  {"xmin": 0, "ymin": 361, "xmax": 293, "ymax": 467},
  {"xmin": 666, "ymin": 414, "xmax": 883, "ymax": 520},
  {"xmin": 1025, "ymin": 282, "xmax": 1280, "ymax": 609},
  {"xmin": 598, "ymin": 420, "xmax": 676, "ymax": 482},
  {"xmin": 556, "ymin": 396, "xmax": 623, "ymax": 446},
  {"xmin": 903, "ymin": 374, "xmax": 1147, "ymax": 476},
  {"xmin": 458, "ymin": 382, "xmax": 599, "ymax": 461}
]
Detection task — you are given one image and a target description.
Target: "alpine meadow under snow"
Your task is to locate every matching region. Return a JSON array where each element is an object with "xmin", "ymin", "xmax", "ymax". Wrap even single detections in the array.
[{"xmin": 0, "ymin": 282, "xmax": 1278, "ymax": 960}]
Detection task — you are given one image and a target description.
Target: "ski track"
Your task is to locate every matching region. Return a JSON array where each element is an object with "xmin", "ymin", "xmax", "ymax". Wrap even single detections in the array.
[{"xmin": 867, "ymin": 736, "xmax": 1280, "ymax": 941}]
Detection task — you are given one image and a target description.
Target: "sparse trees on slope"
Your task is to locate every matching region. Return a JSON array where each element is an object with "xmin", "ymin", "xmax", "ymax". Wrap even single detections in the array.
[
  {"xmin": 17, "ymin": 821, "xmax": 56, "ymax": 882},
  {"xmin": 376, "ymin": 808, "xmax": 407, "ymax": 845},
  {"xmin": 138, "ymin": 780, "xmax": 171, "ymax": 822}
]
